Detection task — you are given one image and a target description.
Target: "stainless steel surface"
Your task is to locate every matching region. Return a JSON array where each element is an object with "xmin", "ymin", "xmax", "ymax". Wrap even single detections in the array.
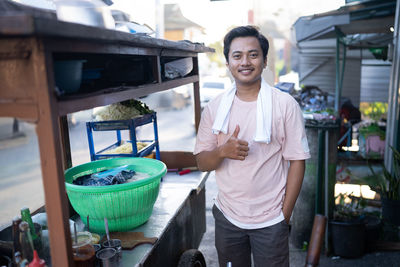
[
  {"xmin": 119, "ymin": 171, "xmax": 208, "ymax": 266},
  {"xmin": 70, "ymin": 170, "xmax": 208, "ymax": 266}
]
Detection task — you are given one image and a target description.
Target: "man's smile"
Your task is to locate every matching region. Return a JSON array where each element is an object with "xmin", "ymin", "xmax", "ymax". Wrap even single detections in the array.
[{"xmin": 238, "ymin": 68, "xmax": 254, "ymax": 74}]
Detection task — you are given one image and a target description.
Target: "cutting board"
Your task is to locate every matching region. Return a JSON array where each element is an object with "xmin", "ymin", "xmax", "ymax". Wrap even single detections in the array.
[{"xmin": 101, "ymin": 232, "xmax": 157, "ymax": 250}]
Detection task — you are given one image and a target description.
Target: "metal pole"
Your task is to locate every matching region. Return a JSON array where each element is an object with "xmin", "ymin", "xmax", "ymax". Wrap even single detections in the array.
[
  {"xmin": 324, "ymin": 130, "xmax": 329, "ymax": 253},
  {"xmin": 335, "ymin": 36, "xmax": 346, "ymax": 113},
  {"xmin": 339, "ymin": 42, "xmax": 347, "ymax": 94},
  {"xmin": 316, "ymin": 129, "xmax": 325, "ymax": 214},
  {"xmin": 335, "ymin": 37, "xmax": 341, "ymax": 113},
  {"xmin": 385, "ymin": 0, "xmax": 400, "ymax": 172}
]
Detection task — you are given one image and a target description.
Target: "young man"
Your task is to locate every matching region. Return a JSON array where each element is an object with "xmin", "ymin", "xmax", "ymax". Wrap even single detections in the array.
[{"xmin": 194, "ymin": 26, "xmax": 310, "ymax": 267}]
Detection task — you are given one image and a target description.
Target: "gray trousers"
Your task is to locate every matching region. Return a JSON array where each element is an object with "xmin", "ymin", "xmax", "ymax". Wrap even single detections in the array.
[{"xmin": 212, "ymin": 205, "xmax": 290, "ymax": 267}]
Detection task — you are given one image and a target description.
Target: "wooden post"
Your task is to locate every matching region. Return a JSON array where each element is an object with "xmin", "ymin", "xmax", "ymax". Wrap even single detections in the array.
[
  {"xmin": 305, "ymin": 214, "xmax": 327, "ymax": 267},
  {"xmin": 33, "ymin": 39, "xmax": 74, "ymax": 267},
  {"xmin": 192, "ymin": 56, "xmax": 201, "ymax": 132}
]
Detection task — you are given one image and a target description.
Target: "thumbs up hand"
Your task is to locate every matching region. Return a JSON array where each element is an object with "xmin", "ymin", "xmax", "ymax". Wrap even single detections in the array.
[{"xmin": 221, "ymin": 125, "xmax": 249, "ymax": 160}]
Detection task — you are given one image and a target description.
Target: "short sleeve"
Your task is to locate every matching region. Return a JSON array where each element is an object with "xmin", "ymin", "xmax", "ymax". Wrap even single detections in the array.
[
  {"xmin": 282, "ymin": 97, "xmax": 311, "ymax": 160},
  {"xmin": 194, "ymin": 105, "xmax": 218, "ymax": 155}
]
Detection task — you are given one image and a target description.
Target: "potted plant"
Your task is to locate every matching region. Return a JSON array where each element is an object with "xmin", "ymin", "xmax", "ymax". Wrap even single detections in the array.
[
  {"xmin": 329, "ymin": 193, "xmax": 367, "ymax": 258},
  {"xmin": 368, "ymin": 145, "xmax": 400, "ymax": 226},
  {"xmin": 358, "ymin": 102, "xmax": 387, "ymax": 159}
]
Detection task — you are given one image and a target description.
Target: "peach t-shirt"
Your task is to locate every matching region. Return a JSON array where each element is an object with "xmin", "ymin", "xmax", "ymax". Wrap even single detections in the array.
[{"xmin": 194, "ymin": 87, "xmax": 310, "ymax": 225}]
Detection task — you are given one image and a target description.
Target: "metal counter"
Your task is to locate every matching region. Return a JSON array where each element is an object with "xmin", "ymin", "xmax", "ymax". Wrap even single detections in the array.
[{"xmin": 119, "ymin": 171, "xmax": 209, "ymax": 266}]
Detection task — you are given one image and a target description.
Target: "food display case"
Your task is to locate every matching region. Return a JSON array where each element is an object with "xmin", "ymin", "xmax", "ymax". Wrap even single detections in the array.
[{"xmin": 0, "ymin": 8, "xmax": 213, "ymax": 267}]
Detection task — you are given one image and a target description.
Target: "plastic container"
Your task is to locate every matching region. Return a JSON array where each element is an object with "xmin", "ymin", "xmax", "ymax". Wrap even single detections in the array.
[
  {"xmin": 330, "ymin": 220, "xmax": 365, "ymax": 258},
  {"xmin": 55, "ymin": 0, "xmax": 115, "ymax": 29},
  {"xmin": 54, "ymin": 60, "xmax": 86, "ymax": 94},
  {"xmin": 65, "ymin": 157, "xmax": 167, "ymax": 233},
  {"xmin": 71, "ymin": 232, "xmax": 95, "ymax": 267}
]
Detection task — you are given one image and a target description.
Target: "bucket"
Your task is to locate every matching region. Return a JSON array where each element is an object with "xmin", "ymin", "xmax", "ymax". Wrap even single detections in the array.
[{"xmin": 330, "ymin": 220, "xmax": 365, "ymax": 258}]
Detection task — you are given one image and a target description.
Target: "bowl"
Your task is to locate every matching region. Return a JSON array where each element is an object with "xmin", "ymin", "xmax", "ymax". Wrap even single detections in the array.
[
  {"xmin": 54, "ymin": 60, "xmax": 86, "ymax": 94},
  {"xmin": 65, "ymin": 157, "xmax": 167, "ymax": 233}
]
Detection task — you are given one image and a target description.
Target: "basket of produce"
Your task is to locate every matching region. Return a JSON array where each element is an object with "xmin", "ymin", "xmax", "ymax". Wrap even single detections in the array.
[{"xmin": 65, "ymin": 157, "xmax": 167, "ymax": 233}]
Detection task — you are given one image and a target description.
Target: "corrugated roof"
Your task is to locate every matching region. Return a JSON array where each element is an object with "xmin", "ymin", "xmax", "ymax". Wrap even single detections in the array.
[{"xmin": 293, "ymin": 0, "xmax": 396, "ymax": 46}]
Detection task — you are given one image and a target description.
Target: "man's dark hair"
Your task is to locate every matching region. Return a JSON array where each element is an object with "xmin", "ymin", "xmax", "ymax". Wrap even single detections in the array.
[{"xmin": 223, "ymin": 25, "xmax": 269, "ymax": 63}]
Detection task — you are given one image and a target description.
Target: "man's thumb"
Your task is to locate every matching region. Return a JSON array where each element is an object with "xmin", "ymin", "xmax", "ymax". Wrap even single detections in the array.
[{"xmin": 232, "ymin": 125, "xmax": 240, "ymax": 138}]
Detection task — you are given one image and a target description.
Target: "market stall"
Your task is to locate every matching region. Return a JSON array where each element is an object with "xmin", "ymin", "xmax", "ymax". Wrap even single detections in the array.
[{"xmin": 0, "ymin": 3, "xmax": 213, "ymax": 266}]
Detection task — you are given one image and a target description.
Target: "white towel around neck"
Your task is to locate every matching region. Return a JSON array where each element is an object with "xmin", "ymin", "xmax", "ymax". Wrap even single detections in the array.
[{"xmin": 211, "ymin": 78, "xmax": 272, "ymax": 144}]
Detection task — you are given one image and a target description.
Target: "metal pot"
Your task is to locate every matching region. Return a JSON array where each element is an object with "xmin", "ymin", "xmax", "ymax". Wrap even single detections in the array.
[{"xmin": 55, "ymin": 0, "xmax": 115, "ymax": 29}]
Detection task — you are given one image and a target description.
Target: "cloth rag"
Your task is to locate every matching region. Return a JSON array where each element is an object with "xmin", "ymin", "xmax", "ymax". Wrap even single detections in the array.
[{"xmin": 211, "ymin": 78, "xmax": 272, "ymax": 143}]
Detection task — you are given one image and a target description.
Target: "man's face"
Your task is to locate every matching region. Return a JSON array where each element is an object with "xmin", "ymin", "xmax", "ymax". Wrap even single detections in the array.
[{"xmin": 226, "ymin": 36, "xmax": 267, "ymax": 87}]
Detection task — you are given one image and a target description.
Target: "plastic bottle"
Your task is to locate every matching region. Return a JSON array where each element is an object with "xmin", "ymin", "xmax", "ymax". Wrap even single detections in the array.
[
  {"xmin": 28, "ymin": 250, "xmax": 47, "ymax": 267},
  {"xmin": 20, "ymin": 207, "xmax": 38, "ymax": 241},
  {"xmin": 19, "ymin": 221, "xmax": 34, "ymax": 262},
  {"xmin": 12, "ymin": 216, "xmax": 22, "ymax": 264},
  {"xmin": 20, "ymin": 207, "xmax": 44, "ymax": 260}
]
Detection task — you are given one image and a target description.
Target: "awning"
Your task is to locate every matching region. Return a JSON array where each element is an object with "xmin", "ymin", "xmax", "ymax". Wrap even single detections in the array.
[{"xmin": 293, "ymin": 0, "xmax": 396, "ymax": 45}]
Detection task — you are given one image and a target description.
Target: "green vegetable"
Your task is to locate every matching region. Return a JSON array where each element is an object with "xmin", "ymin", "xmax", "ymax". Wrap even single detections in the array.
[{"xmin": 120, "ymin": 99, "xmax": 153, "ymax": 115}]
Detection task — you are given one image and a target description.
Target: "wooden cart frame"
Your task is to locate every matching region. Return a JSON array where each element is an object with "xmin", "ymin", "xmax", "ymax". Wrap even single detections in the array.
[{"xmin": 0, "ymin": 12, "xmax": 213, "ymax": 266}]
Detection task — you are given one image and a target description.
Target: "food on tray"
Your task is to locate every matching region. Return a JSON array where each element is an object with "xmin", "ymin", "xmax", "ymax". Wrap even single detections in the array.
[
  {"xmin": 93, "ymin": 99, "xmax": 153, "ymax": 121},
  {"xmin": 101, "ymin": 141, "xmax": 148, "ymax": 155}
]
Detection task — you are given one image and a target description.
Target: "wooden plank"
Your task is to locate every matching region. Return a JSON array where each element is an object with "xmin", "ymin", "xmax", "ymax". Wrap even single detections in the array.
[
  {"xmin": 0, "ymin": 14, "xmax": 35, "ymax": 35},
  {"xmin": 0, "ymin": 37, "xmax": 38, "ymax": 100},
  {"xmin": 43, "ymin": 37, "xmax": 161, "ymax": 56},
  {"xmin": 161, "ymin": 49, "xmax": 197, "ymax": 57},
  {"xmin": 118, "ymin": 45, "xmax": 160, "ymax": 56},
  {"xmin": 32, "ymin": 41, "xmax": 73, "ymax": 267},
  {"xmin": 0, "ymin": 15, "xmax": 214, "ymax": 53},
  {"xmin": 0, "ymin": 102, "xmax": 38, "ymax": 120},
  {"xmin": 43, "ymin": 37, "xmax": 121, "ymax": 54},
  {"xmin": 33, "ymin": 16, "xmax": 204, "ymax": 52},
  {"xmin": 57, "ymin": 75, "xmax": 199, "ymax": 115}
]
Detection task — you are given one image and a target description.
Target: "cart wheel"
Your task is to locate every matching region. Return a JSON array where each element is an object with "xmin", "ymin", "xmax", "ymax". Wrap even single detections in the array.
[{"xmin": 177, "ymin": 249, "xmax": 206, "ymax": 267}]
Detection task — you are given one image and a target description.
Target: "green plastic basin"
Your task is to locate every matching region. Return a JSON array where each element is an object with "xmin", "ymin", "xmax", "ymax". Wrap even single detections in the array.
[{"xmin": 65, "ymin": 157, "xmax": 167, "ymax": 233}]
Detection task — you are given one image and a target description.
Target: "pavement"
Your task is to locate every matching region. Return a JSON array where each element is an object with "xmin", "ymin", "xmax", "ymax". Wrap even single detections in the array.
[{"xmin": 198, "ymin": 172, "xmax": 400, "ymax": 267}]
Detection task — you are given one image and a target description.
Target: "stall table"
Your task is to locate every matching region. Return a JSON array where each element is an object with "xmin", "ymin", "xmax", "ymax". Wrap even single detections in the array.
[
  {"xmin": 0, "ymin": 7, "xmax": 213, "ymax": 266},
  {"xmin": 121, "ymin": 171, "xmax": 209, "ymax": 266}
]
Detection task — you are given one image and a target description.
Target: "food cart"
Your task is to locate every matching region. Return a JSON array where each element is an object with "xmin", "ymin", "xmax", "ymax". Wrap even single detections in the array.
[{"xmin": 0, "ymin": 5, "xmax": 213, "ymax": 266}]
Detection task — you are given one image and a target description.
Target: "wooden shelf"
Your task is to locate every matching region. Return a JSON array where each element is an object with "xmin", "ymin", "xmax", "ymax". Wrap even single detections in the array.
[{"xmin": 57, "ymin": 75, "xmax": 199, "ymax": 116}]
